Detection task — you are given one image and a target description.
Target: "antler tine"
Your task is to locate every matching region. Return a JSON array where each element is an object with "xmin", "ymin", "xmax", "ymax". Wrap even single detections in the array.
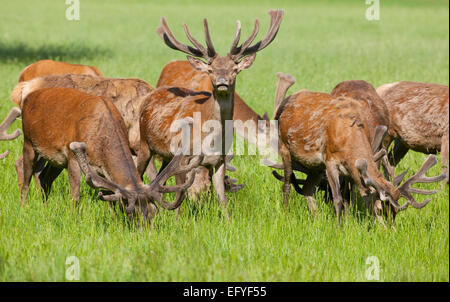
[
  {"xmin": 1, "ymin": 108, "xmax": 22, "ymax": 159},
  {"xmin": 183, "ymin": 23, "xmax": 209, "ymax": 58},
  {"xmin": 231, "ymin": 19, "xmax": 260, "ymax": 58},
  {"xmin": 397, "ymin": 154, "xmax": 446, "ymax": 209},
  {"xmin": 157, "ymin": 17, "xmax": 204, "ymax": 58},
  {"xmin": 371, "ymin": 125, "xmax": 388, "ymax": 154},
  {"xmin": 148, "ymin": 155, "xmax": 203, "ymax": 210},
  {"xmin": 229, "ymin": 20, "xmax": 242, "ymax": 55},
  {"xmin": 203, "ymin": 19, "xmax": 217, "ymax": 58},
  {"xmin": 153, "ymin": 155, "xmax": 203, "ymax": 187},
  {"xmin": 373, "ymin": 149, "xmax": 387, "ymax": 163},
  {"xmin": 69, "ymin": 142, "xmax": 129, "ymax": 204},
  {"xmin": 0, "ymin": 107, "xmax": 22, "ymax": 141},
  {"xmin": 235, "ymin": 9, "xmax": 284, "ymax": 60}
]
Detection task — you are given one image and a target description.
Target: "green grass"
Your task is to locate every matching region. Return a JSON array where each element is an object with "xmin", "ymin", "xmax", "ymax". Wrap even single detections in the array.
[{"xmin": 0, "ymin": 0, "xmax": 448, "ymax": 281}]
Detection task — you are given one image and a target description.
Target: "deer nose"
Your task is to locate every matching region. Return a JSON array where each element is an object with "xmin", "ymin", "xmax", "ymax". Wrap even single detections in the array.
[{"xmin": 216, "ymin": 77, "xmax": 229, "ymax": 91}]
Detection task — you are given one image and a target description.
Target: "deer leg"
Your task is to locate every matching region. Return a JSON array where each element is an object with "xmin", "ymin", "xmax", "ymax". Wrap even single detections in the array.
[
  {"xmin": 342, "ymin": 178, "xmax": 352, "ymax": 214},
  {"xmin": 15, "ymin": 156, "xmax": 24, "ymax": 190},
  {"xmin": 441, "ymin": 130, "xmax": 449, "ymax": 184},
  {"xmin": 389, "ymin": 139, "xmax": 409, "ymax": 167},
  {"xmin": 20, "ymin": 140, "xmax": 36, "ymax": 207},
  {"xmin": 325, "ymin": 163, "xmax": 343, "ymax": 225},
  {"xmin": 212, "ymin": 160, "xmax": 227, "ymax": 206},
  {"xmin": 279, "ymin": 143, "xmax": 292, "ymax": 209},
  {"xmin": 187, "ymin": 166, "xmax": 211, "ymax": 200},
  {"xmin": 39, "ymin": 164, "xmax": 63, "ymax": 200},
  {"xmin": 15, "ymin": 155, "xmax": 46, "ymax": 191},
  {"xmin": 145, "ymin": 156, "xmax": 158, "ymax": 182},
  {"xmin": 67, "ymin": 157, "xmax": 81, "ymax": 203},
  {"xmin": 302, "ymin": 172, "xmax": 321, "ymax": 214},
  {"xmin": 137, "ymin": 140, "xmax": 152, "ymax": 180},
  {"xmin": 175, "ymin": 171, "xmax": 187, "ymax": 216}
]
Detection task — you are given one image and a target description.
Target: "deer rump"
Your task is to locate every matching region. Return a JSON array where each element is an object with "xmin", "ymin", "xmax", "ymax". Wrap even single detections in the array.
[{"xmin": 376, "ymin": 81, "xmax": 449, "ymax": 183}]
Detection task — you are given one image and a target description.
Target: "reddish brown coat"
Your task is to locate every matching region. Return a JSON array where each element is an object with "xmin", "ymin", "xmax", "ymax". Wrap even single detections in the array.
[
  {"xmin": 18, "ymin": 59, "xmax": 103, "ymax": 82},
  {"xmin": 377, "ymin": 81, "xmax": 449, "ymax": 181}
]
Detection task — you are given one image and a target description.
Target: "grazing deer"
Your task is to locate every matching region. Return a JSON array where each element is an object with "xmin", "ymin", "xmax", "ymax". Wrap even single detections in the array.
[
  {"xmin": 274, "ymin": 74, "xmax": 445, "ymax": 224},
  {"xmin": 0, "ymin": 108, "xmax": 22, "ymax": 159},
  {"xmin": 18, "ymin": 59, "xmax": 103, "ymax": 82},
  {"xmin": 11, "ymin": 74, "xmax": 154, "ymax": 189},
  {"xmin": 137, "ymin": 10, "xmax": 284, "ymax": 205},
  {"xmin": 20, "ymin": 87, "xmax": 201, "ymax": 221},
  {"xmin": 377, "ymin": 81, "xmax": 449, "ymax": 183},
  {"xmin": 265, "ymin": 77, "xmax": 390, "ymax": 204}
]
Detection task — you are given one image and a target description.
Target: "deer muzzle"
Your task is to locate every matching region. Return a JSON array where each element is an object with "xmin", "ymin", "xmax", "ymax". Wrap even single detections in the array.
[{"xmin": 216, "ymin": 77, "xmax": 229, "ymax": 91}]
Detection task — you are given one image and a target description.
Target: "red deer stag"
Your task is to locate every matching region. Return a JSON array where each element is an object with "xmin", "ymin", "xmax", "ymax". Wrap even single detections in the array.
[
  {"xmin": 137, "ymin": 10, "xmax": 284, "ymax": 205},
  {"xmin": 274, "ymin": 74, "xmax": 445, "ymax": 224},
  {"xmin": 0, "ymin": 108, "xmax": 22, "ymax": 159},
  {"xmin": 155, "ymin": 61, "xmax": 271, "ymax": 197},
  {"xmin": 20, "ymin": 87, "xmax": 201, "ymax": 221},
  {"xmin": 18, "ymin": 59, "xmax": 103, "ymax": 82},
  {"xmin": 377, "ymin": 81, "xmax": 449, "ymax": 184}
]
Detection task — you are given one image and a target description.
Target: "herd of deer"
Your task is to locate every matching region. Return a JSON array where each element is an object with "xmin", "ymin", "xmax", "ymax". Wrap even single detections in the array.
[{"xmin": 1, "ymin": 9, "xmax": 448, "ymax": 225}]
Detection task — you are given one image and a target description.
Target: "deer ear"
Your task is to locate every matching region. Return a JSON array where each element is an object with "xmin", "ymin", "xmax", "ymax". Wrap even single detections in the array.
[
  {"xmin": 187, "ymin": 56, "xmax": 209, "ymax": 72},
  {"xmin": 237, "ymin": 53, "xmax": 256, "ymax": 72}
]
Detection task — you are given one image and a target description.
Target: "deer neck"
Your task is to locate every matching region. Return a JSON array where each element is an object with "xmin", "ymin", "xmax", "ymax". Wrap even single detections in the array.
[
  {"xmin": 212, "ymin": 84, "xmax": 235, "ymax": 122},
  {"xmin": 212, "ymin": 84, "xmax": 235, "ymax": 155}
]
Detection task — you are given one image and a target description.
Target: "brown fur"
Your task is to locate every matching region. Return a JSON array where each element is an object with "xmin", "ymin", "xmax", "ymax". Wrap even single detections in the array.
[
  {"xmin": 331, "ymin": 80, "xmax": 390, "ymax": 143},
  {"xmin": 377, "ymin": 81, "xmax": 449, "ymax": 182},
  {"xmin": 18, "ymin": 60, "xmax": 103, "ymax": 82},
  {"xmin": 11, "ymin": 74, "xmax": 154, "ymax": 154},
  {"xmin": 157, "ymin": 60, "xmax": 268, "ymax": 125},
  {"xmin": 20, "ymin": 87, "xmax": 156, "ymax": 216},
  {"xmin": 277, "ymin": 89, "xmax": 436, "ymax": 224},
  {"xmin": 144, "ymin": 10, "xmax": 283, "ymax": 204}
]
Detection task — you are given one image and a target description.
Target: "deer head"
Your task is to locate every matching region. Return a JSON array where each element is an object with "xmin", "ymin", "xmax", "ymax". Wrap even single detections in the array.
[
  {"xmin": 70, "ymin": 142, "xmax": 202, "ymax": 220},
  {"xmin": 356, "ymin": 154, "xmax": 446, "ymax": 218},
  {"xmin": 157, "ymin": 9, "xmax": 284, "ymax": 97}
]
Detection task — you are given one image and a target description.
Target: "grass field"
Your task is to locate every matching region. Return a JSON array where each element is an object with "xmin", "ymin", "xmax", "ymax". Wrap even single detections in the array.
[{"xmin": 0, "ymin": 0, "xmax": 448, "ymax": 282}]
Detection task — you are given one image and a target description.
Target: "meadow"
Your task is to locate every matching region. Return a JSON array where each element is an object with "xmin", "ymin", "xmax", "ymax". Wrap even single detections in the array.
[{"xmin": 0, "ymin": 0, "xmax": 448, "ymax": 281}]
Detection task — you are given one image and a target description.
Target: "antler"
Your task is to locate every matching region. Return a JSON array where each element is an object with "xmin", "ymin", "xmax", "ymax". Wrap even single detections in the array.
[
  {"xmin": 395, "ymin": 154, "xmax": 446, "ymax": 211},
  {"xmin": 69, "ymin": 142, "xmax": 134, "ymax": 211},
  {"xmin": 157, "ymin": 17, "xmax": 216, "ymax": 62},
  {"xmin": 0, "ymin": 107, "xmax": 22, "ymax": 159},
  {"xmin": 230, "ymin": 9, "xmax": 284, "ymax": 62},
  {"xmin": 273, "ymin": 72, "xmax": 295, "ymax": 117},
  {"xmin": 147, "ymin": 155, "xmax": 203, "ymax": 210},
  {"xmin": 371, "ymin": 125, "xmax": 387, "ymax": 154}
]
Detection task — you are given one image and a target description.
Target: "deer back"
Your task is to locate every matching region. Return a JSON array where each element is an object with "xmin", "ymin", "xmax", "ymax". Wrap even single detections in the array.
[
  {"xmin": 12, "ymin": 74, "xmax": 154, "ymax": 153},
  {"xmin": 22, "ymin": 87, "xmax": 140, "ymax": 188},
  {"xmin": 331, "ymin": 80, "xmax": 390, "ymax": 144},
  {"xmin": 377, "ymin": 81, "xmax": 449, "ymax": 152},
  {"xmin": 140, "ymin": 86, "xmax": 214, "ymax": 158},
  {"xmin": 18, "ymin": 60, "xmax": 103, "ymax": 82}
]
